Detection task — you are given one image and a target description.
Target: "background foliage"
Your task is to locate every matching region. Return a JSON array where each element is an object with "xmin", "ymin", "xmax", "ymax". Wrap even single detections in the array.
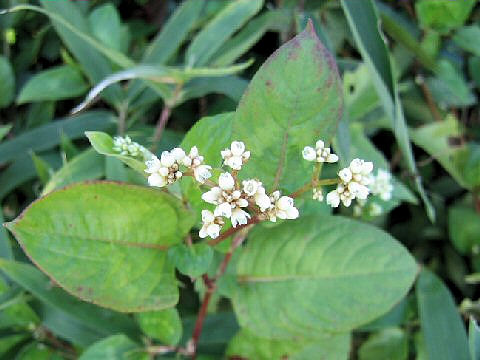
[{"xmin": 0, "ymin": 0, "xmax": 479, "ymax": 359}]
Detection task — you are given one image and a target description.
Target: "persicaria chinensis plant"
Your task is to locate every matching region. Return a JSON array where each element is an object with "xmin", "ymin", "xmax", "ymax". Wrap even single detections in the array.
[{"xmin": 4, "ymin": 22, "xmax": 419, "ymax": 359}]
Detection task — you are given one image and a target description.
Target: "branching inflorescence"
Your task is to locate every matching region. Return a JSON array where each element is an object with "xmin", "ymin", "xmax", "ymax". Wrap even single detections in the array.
[{"xmin": 112, "ymin": 136, "xmax": 394, "ymax": 239}]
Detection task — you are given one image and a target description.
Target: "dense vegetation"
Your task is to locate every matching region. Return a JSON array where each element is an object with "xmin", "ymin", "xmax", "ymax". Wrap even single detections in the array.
[{"xmin": 0, "ymin": 0, "xmax": 479, "ymax": 359}]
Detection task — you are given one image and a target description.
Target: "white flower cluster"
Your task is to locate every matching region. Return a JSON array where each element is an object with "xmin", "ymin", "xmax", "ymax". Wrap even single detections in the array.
[
  {"xmin": 326, "ymin": 159, "xmax": 374, "ymax": 208},
  {"xmin": 302, "ymin": 140, "xmax": 339, "ymax": 163},
  {"xmin": 145, "ymin": 146, "xmax": 212, "ymax": 188},
  {"xmin": 200, "ymin": 141, "xmax": 298, "ymax": 239},
  {"xmin": 369, "ymin": 169, "xmax": 394, "ymax": 201},
  {"xmin": 221, "ymin": 141, "xmax": 250, "ymax": 170},
  {"xmin": 353, "ymin": 169, "xmax": 394, "ymax": 218},
  {"xmin": 113, "ymin": 136, "xmax": 147, "ymax": 158}
]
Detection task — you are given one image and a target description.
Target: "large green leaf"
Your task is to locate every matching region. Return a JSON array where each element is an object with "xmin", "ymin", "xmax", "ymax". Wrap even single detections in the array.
[
  {"xmin": 186, "ymin": 0, "xmax": 263, "ymax": 67},
  {"xmin": 136, "ymin": 308, "xmax": 182, "ymax": 346},
  {"xmin": 231, "ymin": 216, "xmax": 418, "ymax": 338},
  {"xmin": 17, "ymin": 65, "xmax": 88, "ymax": 104},
  {"xmin": 226, "ymin": 329, "xmax": 351, "ymax": 360},
  {"xmin": 341, "ymin": 0, "xmax": 434, "ymax": 221},
  {"xmin": 5, "ymin": 182, "xmax": 195, "ymax": 312},
  {"xmin": 233, "ymin": 21, "xmax": 342, "ymax": 192},
  {"xmin": 470, "ymin": 317, "xmax": 480, "ymax": 360},
  {"xmin": 0, "ymin": 111, "xmax": 115, "ymax": 165},
  {"xmin": 416, "ymin": 269, "xmax": 470, "ymax": 360},
  {"xmin": 88, "ymin": 4, "xmax": 130, "ymax": 54}
]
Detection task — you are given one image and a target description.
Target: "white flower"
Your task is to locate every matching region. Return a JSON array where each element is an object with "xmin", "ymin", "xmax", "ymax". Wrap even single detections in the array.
[
  {"xmin": 171, "ymin": 147, "xmax": 186, "ymax": 162},
  {"xmin": 302, "ymin": 146, "xmax": 316, "ymax": 161},
  {"xmin": 305, "ymin": 139, "xmax": 339, "ymax": 163},
  {"xmin": 202, "ymin": 187, "xmax": 222, "ymax": 205},
  {"xmin": 199, "ymin": 210, "xmax": 223, "ymax": 239},
  {"xmin": 242, "ymin": 179, "xmax": 262, "ymax": 196},
  {"xmin": 218, "ymin": 172, "xmax": 235, "ymax": 191},
  {"xmin": 313, "ymin": 188, "xmax": 323, "ymax": 201},
  {"xmin": 266, "ymin": 192, "xmax": 299, "ymax": 222},
  {"xmin": 338, "ymin": 168, "xmax": 352, "ymax": 183},
  {"xmin": 326, "ymin": 190, "xmax": 340, "ymax": 207},
  {"xmin": 214, "ymin": 202, "xmax": 232, "ymax": 218},
  {"xmin": 231, "ymin": 208, "xmax": 251, "ymax": 227},
  {"xmin": 326, "ymin": 158, "xmax": 374, "ymax": 208},
  {"xmin": 182, "ymin": 146, "xmax": 212, "ymax": 184},
  {"xmin": 222, "ymin": 141, "xmax": 250, "ymax": 170},
  {"xmin": 369, "ymin": 202, "xmax": 383, "ymax": 217},
  {"xmin": 369, "ymin": 169, "xmax": 394, "ymax": 201},
  {"xmin": 193, "ymin": 165, "xmax": 212, "ymax": 184},
  {"xmin": 113, "ymin": 136, "xmax": 147, "ymax": 158},
  {"xmin": 145, "ymin": 152, "xmax": 183, "ymax": 188}
]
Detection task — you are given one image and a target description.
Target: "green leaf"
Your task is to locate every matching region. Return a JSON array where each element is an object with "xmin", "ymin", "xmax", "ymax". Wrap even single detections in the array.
[
  {"xmin": 416, "ymin": 269, "xmax": 470, "ymax": 360},
  {"xmin": 454, "ymin": 26, "xmax": 480, "ymax": 57},
  {"xmin": 0, "ymin": 111, "xmax": 115, "ymax": 165},
  {"xmin": 212, "ymin": 11, "xmax": 275, "ymax": 66},
  {"xmin": 359, "ymin": 327, "xmax": 408, "ymax": 360},
  {"xmin": 143, "ymin": 0, "xmax": 203, "ymax": 65},
  {"xmin": 344, "ymin": 64, "xmax": 380, "ymax": 122},
  {"xmin": 233, "ymin": 21, "xmax": 342, "ymax": 192},
  {"xmin": 426, "ymin": 60, "xmax": 476, "ymax": 108},
  {"xmin": 341, "ymin": 0, "xmax": 434, "ymax": 222},
  {"xmin": 17, "ymin": 65, "xmax": 88, "ymax": 104},
  {"xmin": 0, "ymin": 260, "xmax": 139, "ymax": 345},
  {"xmin": 30, "ymin": 152, "xmax": 52, "ymax": 186},
  {"xmin": 41, "ymin": 149, "xmax": 105, "ymax": 195},
  {"xmin": 226, "ymin": 329, "xmax": 351, "ymax": 360},
  {"xmin": 136, "ymin": 308, "xmax": 182, "ymax": 346},
  {"xmin": 186, "ymin": 0, "xmax": 263, "ymax": 67},
  {"xmin": 79, "ymin": 335, "xmax": 147, "ymax": 360},
  {"xmin": 455, "ymin": 143, "xmax": 480, "ymax": 189},
  {"xmin": 16, "ymin": 343, "xmax": 64, "ymax": 360},
  {"xmin": 469, "ymin": 317, "xmax": 480, "ymax": 360},
  {"xmin": 231, "ymin": 215, "xmax": 418, "ymax": 338},
  {"xmin": 5, "ymin": 182, "xmax": 195, "ymax": 312},
  {"xmin": 0, "ymin": 334, "xmax": 29, "ymax": 357},
  {"xmin": 415, "ymin": 0, "xmax": 475, "ymax": 34},
  {"xmin": 180, "ymin": 76, "xmax": 248, "ymax": 104},
  {"xmin": 410, "ymin": 115, "xmax": 469, "ymax": 189},
  {"xmin": 168, "ymin": 243, "xmax": 214, "ymax": 278},
  {"xmin": 0, "ymin": 210, "xmax": 13, "ymax": 259},
  {"xmin": 0, "ymin": 56, "xmax": 15, "ymax": 108},
  {"xmin": 448, "ymin": 205, "xmax": 480, "ymax": 255},
  {"xmin": 0, "ymin": 125, "xmax": 11, "ymax": 142},
  {"xmin": 88, "ymin": 4, "xmax": 130, "ymax": 54},
  {"xmin": 85, "ymin": 131, "xmax": 147, "ymax": 174}
]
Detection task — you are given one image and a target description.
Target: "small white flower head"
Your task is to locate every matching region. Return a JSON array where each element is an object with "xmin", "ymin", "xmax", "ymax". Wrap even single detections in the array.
[
  {"xmin": 183, "ymin": 146, "xmax": 212, "ymax": 184},
  {"xmin": 369, "ymin": 169, "xmax": 394, "ymax": 201},
  {"xmin": 199, "ymin": 210, "xmax": 224, "ymax": 239},
  {"xmin": 193, "ymin": 164, "xmax": 212, "ymax": 184},
  {"xmin": 308, "ymin": 139, "xmax": 339, "ymax": 163},
  {"xmin": 221, "ymin": 141, "xmax": 250, "ymax": 170},
  {"xmin": 218, "ymin": 172, "xmax": 235, "ymax": 191},
  {"xmin": 302, "ymin": 146, "xmax": 317, "ymax": 162},
  {"xmin": 327, "ymin": 158, "xmax": 374, "ymax": 208},
  {"xmin": 326, "ymin": 189, "xmax": 340, "ymax": 208},
  {"xmin": 145, "ymin": 151, "xmax": 183, "ymax": 188},
  {"xmin": 231, "ymin": 208, "xmax": 251, "ymax": 227},
  {"xmin": 113, "ymin": 136, "xmax": 147, "ymax": 158},
  {"xmin": 201, "ymin": 172, "xmax": 250, "ymax": 227},
  {"xmin": 242, "ymin": 179, "xmax": 262, "ymax": 197},
  {"xmin": 266, "ymin": 192, "xmax": 299, "ymax": 222},
  {"xmin": 312, "ymin": 188, "xmax": 323, "ymax": 201},
  {"xmin": 171, "ymin": 147, "xmax": 186, "ymax": 162}
]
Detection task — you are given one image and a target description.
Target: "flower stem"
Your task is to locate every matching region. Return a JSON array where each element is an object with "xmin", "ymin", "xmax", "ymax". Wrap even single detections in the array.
[
  {"xmin": 190, "ymin": 230, "xmax": 249, "ymax": 359},
  {"xmin": 290, "ymin": 178, "xmax": 339, "ymax": 198},
  {"xmin": 207, "ymin": 216, "xmax": 259, "ymax": 246}
]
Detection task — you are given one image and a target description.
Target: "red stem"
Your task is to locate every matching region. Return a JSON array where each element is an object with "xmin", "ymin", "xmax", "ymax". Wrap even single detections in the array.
[
  {"xmin": 190, "ymin": 231, "xmax": 249, "ymax": 359},
  {"xmin": 151, "ymin": 105, "xmax": 171, "ymax": 152}
]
